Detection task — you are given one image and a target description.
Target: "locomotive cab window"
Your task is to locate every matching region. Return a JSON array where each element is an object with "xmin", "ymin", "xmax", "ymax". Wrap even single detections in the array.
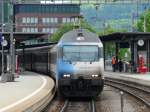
[{"xmin": 63, "ymin": 45, "xmax": 99, "ymax": 62}]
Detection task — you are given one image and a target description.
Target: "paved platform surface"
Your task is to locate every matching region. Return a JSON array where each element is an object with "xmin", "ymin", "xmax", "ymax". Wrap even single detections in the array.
[
  {"xmin": 104, "ymin": 71, "xmax": 150, "ymax": 86},
  {"xmin": 0, "ymin": 71, "xmax": 55, "ymax": 112}
]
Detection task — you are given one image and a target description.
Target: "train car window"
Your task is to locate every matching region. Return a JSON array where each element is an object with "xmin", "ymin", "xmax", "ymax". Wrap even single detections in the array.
[
  {"xmin": 51, "ymin": 52, "xmax": 57, "ymax": 64},
  {"xmin": 99, "ymin": 47, "xmax": 103, "ymax": 58},
  {"xmin": 58, "ymin": 47, "xmax": 63, "ymax": 59}
]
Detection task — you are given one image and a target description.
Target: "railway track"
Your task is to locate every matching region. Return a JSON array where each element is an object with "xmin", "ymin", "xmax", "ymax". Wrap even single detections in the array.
[
  {"xmin": 60, "ymin": 99, "xmax": 96, "ymax": 112},
  {"xmin": 105, "ymin": 77, "xmax": 150, "ymax": 108}
]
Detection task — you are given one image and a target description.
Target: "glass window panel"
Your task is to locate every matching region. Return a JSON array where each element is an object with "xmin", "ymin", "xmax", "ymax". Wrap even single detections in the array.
[
  {"xmin": 62, "ymin": 17, "xmax": 66, "ymax": 23},
  {"xmin": 63, "ymin": 45, "xmax": 99, "ymax": 62},
  {"xmin": 49, "ymin": 28, "xmax": 50, "ymax": 32},
  {"xmin": 42, "ymin": 18, "xmax": 46, "ymax": 23},
  {"xmin": 30, "ymin": 17, "xmax": 34, "ymax": 23},
  {"xmin": 42, "ymin": 28, "xmax": 45, "ymax": 32},
  {"xmin": 51, "ymin": 18, "xmax": 54, "ymax": 23},
  {"xmin": 26, "ymin": 17, "xmax": 30, "ymax": 23},
  {"xmin": 35, "ymin": 18, "xmax": 38, "ymax": 23},
  {"xmin": 22, "ymin": 17, "xmax": 26, "ymax": 23},
  {"xmin": 47, "ymin": 18, "xmax": 50, "ymax": 23},
  {"xmin": 50, "ymin": 28, "xmax": 54, "ymax": 33},
  {"xmin": 55, "ymin": 18, "xmax": 58, "ymax": 23},
  {"xmin": 67, "ymin": 18, "xmax": 70, "ymax": 23},
  {"xmin": 22, "ymin": 28, "xmax": 26, "ymax": 32},
  {"xmin": 35, "ymin": 28, "xmax": 38, "ymax": 32},
  {"xmin": 75, "ymin": 18, "xmax": 78, "ymax": 22},
  {"xmin": 26, "ymin": 28, "xmax": 30, "ymax": 32},
  {"xmin": 31, "ymin": 28, "xmax": 34, "ymax": 32},
  {"xmin": 54, "ymin": 28, "xmax": 58, "ymax": 32}
]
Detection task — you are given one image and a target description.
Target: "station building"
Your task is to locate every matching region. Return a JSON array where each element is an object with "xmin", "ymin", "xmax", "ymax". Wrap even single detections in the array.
[
  {"xmin": 14, "ymin": 4, "xmax": 80, "ymax": 33},
  {"xmin": 100, "ymin": 32, "xmax": 150, "ymax": 73},
  {"xmin": 13, "ymin": 3, "xmax": 80, "ymax": 44}
]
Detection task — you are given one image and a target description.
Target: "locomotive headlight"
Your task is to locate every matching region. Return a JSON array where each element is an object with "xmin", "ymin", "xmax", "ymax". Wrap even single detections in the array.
[
  {"xmin": 63, "ymin": 74, "xmax": 70, "ymax": 78},
  {"xmin": 92, "ymin": 75, "xmax": 94, "ymax": 77},
  {"xmin": 92, "ymin": 74, "xmax": 99, "ymax": 78},
  {"xmin": 95, "ymin": 74, "xmax": 98, "ymax": 77}
]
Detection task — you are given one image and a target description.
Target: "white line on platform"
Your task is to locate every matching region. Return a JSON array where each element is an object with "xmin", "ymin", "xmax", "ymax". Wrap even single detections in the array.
[{"xmin": 0, "ymin": 75, "xmax": 47, "ymax": 112}]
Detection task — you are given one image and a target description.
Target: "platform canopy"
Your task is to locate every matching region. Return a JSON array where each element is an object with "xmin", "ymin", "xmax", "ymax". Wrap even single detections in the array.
[
  {"xmin": 100, "ymin": 32, "xmax": 150, "ymax": 42},
  {"xmin": 1, "ymin": 32, "xmax": 48, "ymax": 42}
]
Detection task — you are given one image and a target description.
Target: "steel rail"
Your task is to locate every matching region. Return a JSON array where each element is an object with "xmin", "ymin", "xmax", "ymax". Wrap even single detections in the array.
[
  {"xmin": 105, "ymin": 77, "xmax": 150, "ymax": 94},
  {"xmin": 105, "ymin": 78, "xmax": 150, "ymax": 108},
  {"xmin": 60, "ymin": 99, "xmax": 96, "ymax": 112},
  {"xmin": 91, "ymin": 99, "xmax": 96, "ymax": 112},
  {"xmin": 59, "ymin": 100, "xmax": 69, "ymax": 112}
]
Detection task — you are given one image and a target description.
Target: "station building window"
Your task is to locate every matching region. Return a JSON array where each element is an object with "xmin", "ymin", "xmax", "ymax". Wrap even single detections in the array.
[
  {"xmin": 22, "ymin": 28, "xmax": 38, "ymax": 32},
  {"xmin": 62, "ymin": 17, "xmax": 78, "ymax": 23},
  {"xmin": 22, "ymin": 28, "xmax": 26, "ymax": 32},
  {"xmin": 62, "ymin": 17, "xmax": 66, "ymax": 23},
  {"xmin": 53, "ymin": 18, "xmax": 58, "ymax": 23},
  {"xmin": 50, "ymin": 28, "xmax": 58, "ymax": 33},
  {"xmin": 42, "ymin": 18, "xmax": 50, "ymax": 23},
  {"xmin": 66, "ymin": 18, "xmax": 70, "ymax": 23},
  {"xmin": 50, "ymin": 28, "xmax": 54, "ymax": 33},
  {"xmin": 22, "ymin": 17, "xmax": 26, "ymax": 23},
  {"xmin": 42, "ymin": 28, "xmax": 50, "ymax": 32},
  {"xmin": 22, "ymin": 17, "xmax": 38, "ymax": 23},
  {"xmin": 50, "ymin": 18, "xmax": 54, "ymax": 23},
  {"xmin": 26, "ymin": 17, "xmax": 30, "ymax": 23},
  {"xmin": 75, "ymin": 17, "xmax": 78, "ymax": 22},
  {"xmin": 42, "ymin": 28, "xmax": 57, "ymax": 33},
  {"xmin": 62, "ymin": 17, "xmax": 71, "ymax": 23},
  {"xmin": 42, "ymin": 17, "xmax": 58, "ymax": 23},
  {"xmin": 30, "ymin": 17, "xmax": 34, "ymax": 23}
]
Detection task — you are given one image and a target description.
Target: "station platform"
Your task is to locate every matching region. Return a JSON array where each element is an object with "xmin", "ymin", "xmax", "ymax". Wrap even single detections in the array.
[
  {"xmin": 0, "ymin": 71, "xmax": 55, "ymax": 112},
  {"xmin": 104, "ymin": 71, "xmax": 150, "ymax": 86}
]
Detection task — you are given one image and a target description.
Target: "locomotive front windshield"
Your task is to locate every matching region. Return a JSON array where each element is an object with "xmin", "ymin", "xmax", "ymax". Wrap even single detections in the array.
[{"xmin": 63, "ymin": 45, "xmax": 99, "ymax": 62}]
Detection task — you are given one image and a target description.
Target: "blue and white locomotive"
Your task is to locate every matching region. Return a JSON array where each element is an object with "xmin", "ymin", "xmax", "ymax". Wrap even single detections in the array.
[
  {"xmin": 50, "ymin": 29, "xmax": 104, "ymax": 97},
  {"xmin": 19, "ymin": 28, "xmax": 104, "ymax": 97}
]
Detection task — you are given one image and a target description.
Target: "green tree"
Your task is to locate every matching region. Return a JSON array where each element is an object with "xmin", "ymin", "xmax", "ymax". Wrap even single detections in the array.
[
  {"xmin": 49, "ymin": 19, "xmax": 96, "ymax": 42},
  {"xmin": 118, "ymin": 48, "xmax": 131, "ymax": 61},
  {"xmin": 105, "ymin": 42, "xmax": 115, "ymax": 59},
  {"xmin": 98, "ymin": 24, "xmax": 126, "ymax": 36},
  {"xmin": 49, "ymin": 23, "xmax": 74, "ymax": 42},
  {"xmin": 137, "ymin": 10, "xmax": 150, "ymax": 32}
]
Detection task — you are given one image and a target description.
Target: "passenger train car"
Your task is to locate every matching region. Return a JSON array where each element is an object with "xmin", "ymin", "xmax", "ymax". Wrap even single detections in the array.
[{"xmin": 18, "ymin": 29, "xmax": 104, "ymax": 97}]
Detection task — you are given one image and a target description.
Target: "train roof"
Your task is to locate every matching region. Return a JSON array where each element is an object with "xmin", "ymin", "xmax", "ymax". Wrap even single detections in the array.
[
  {"xmin": 16, "ymin": 43, "xmax": 56, "ymax": 54},
  {"xmin": 59, "ymin": 29, "xmax": 101, "ymax": 44}
]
